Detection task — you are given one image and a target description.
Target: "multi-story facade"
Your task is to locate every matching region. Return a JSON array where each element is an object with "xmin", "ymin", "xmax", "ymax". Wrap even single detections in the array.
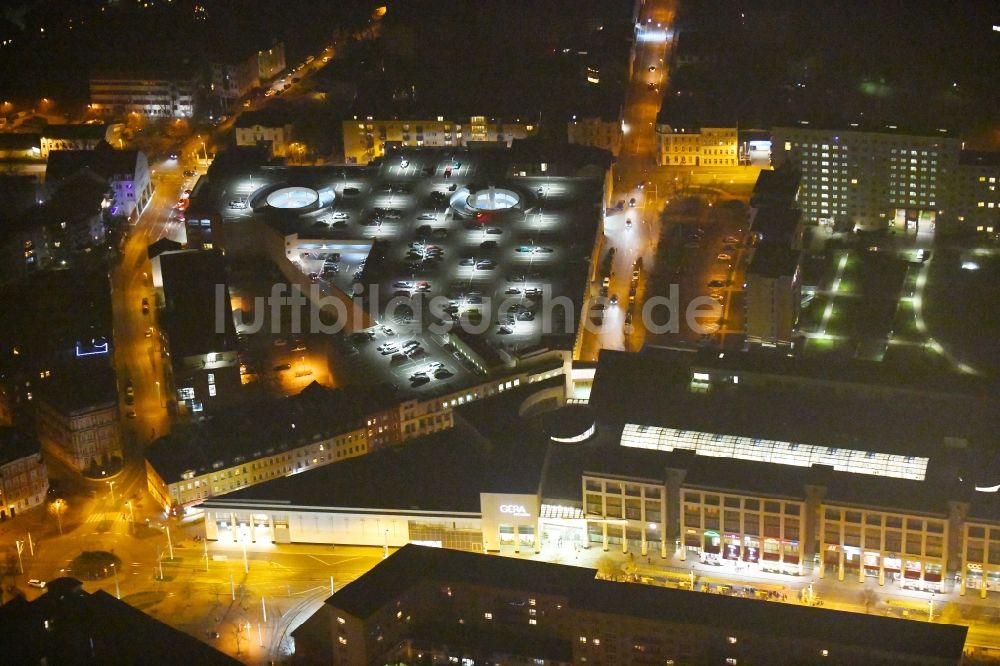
[
  {"xmin": 0, "ymin": 427, "xmax": 49, "ymax": 519},
  {"xmin": 89, "ymin": 75, "xmax": 196, "ymax": 118},
  {"xmin": 209, "ymin": 41, "xmax": 286, "ymax": 101},
  {"xmin": 952, "ymin": 150, "xmax": 1000, "ymax": 238},
  {"xmin": 146, "ymin": 422, "xmax": 371, "ymax": 513},
  {"xmin": 343, "ymin": 116, "xmax": 539, "ymax": 164},
  {"xmin": 960, "ymin": 519, "xmax": 1000, "ymax": 598},
  {"xmin": 253, "ymin": 41, "xmax": 286, "ymax": 81},
  {"xmin": 234, "ymin": 114, "xmax": 294, "ymax": 157},
  {"xmin": 567, "ymin": 115, "xmax": 622, "ymax": 157},
  {"xmin": 45, "ymin": 143, "xmax": 152, "ymax": 220},
  {"xmin": 295, "ymin": 545, "xmax": 968, "ymax": 666},
  {"xmin": 818, "ymin": 504, "xmax": 948, "ymax": 590},
  {"xmin": 744, "ymin": 243, "xmax": 802, "ymax": 348},
  {"xmin": 34, "ymin": 373, "xmax": 121, "ymax": 474},
  {"xmin": 771, "ymin": 125, "xmax": 961, "ymax": 233},
  {"xmin": 655, "ymin": 124, "xmax": 739, "ymax": 166},
  {"xmin": 39, "ymin": 124, "xmax": 110, "ymax": 159},
  {"xmin": 208, "ymin": 61, "xmax": 258, "ymax": 101}
]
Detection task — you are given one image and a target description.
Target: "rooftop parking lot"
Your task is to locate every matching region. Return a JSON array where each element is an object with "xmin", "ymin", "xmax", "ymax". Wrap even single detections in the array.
[{"xmin": 195, "ymin": 147, "xmax": 604, "ymax": 396}]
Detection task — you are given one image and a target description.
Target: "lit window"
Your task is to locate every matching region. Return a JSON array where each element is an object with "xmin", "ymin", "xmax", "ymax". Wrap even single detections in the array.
[
  {"xmin": 728, "ymin": 637, "xmax": 738, "ymax": 644},
  {"xmin": 821, "ymin": 650, "xmax": 829, "ymax": 657},
  {"xmin": 529, "ymin": 618, "xmax": 537, "ymax": 625},
  {"xmin": 580, "ymin": 636, "xmax": 587, "ymax": 643},
  {"xmin": 484, "ymin": 612, "xmax": 492, "ymax": 620}
]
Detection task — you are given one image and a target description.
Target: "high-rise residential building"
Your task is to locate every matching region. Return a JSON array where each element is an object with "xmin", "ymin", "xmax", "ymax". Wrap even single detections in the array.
[
  {"xmin": 89, "ymin": 74, "xmax": 197, "ymax": 118},
  {"xmin": 744, "ymin": 241, "xmax": 802, "ymax": 349},
  {"xmin": 952, "ymin": 151, "xmax": 1000, "ymax": 238},
  {"xmin": 342, "ymin": 116, "xmax": 539, "ymax": 164},
  {"xmin": 770, "ymin": 125, "xmax": 961, "ymax": 234}
]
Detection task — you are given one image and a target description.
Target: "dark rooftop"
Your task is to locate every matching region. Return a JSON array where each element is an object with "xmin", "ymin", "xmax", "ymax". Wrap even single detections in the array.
[
  {"xmin": 325, "ymin": 544, "xmax": 967, "ymax": 661},
  {"xmin": 157, "ymin": 249, "xmax": 237, "ymax": 361},
  {"xmin": 0, "ymin": 426, "xmax": 41, "ymax": 466},
  {"xmin": 0, "ymin": 577, "xmax": 238, "ymax": 665},
  {"xmin": 204, "ymin": 416, "xmax": 547, "ymax": 514},
  {"xmin": 589, "ymin": 349, "xmax": 1000, "ymax": 458},
  {"xmin": 145, "ymin": 381, "xmax": 372, "ymax": 484},
  {"xmin": 0, "ymin": 132, "xmax": 40, "ymax": 151},
  {"xmin": 45, "ymin": 142, "xmax": 143, "ymax": 184},
  {"xmin": 750, "ymin": 164, "xmax": 801, "ymax": 208},
  {"xmin": 960, "ymin": 150, "xmax": 1000, "ymax": 168},
  {"xmin": 36, "ymin": 365, "xmax": 118, "ymax": 416},
  {"xmin": 234, "ymin": 107, "xmax": 294, "ymax": 129},
  {"xmin": 747, "ymin": 242, "xmax": 800, "ymax": 278},
  {"xmin": 750, "ymin": 207, "xmax": 801, "ymax": 246},
  {"xmin": 41, "ymin": 124, "xmax": 108, "ymax": 141}
]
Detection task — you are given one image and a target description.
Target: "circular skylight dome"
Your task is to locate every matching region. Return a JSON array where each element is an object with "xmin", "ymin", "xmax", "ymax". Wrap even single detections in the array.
[
  {"xmin": 266, "ymin": 186, "xmax": 319, "ymax": 209},
  {"xmin": 468, "ymin": 187, "xmax": 520, "ymax": 211}
]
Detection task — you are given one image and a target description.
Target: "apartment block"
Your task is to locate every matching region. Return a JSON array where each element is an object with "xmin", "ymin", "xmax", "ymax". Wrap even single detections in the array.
[
  {"xmin": 770, "ymin": 125, "xmax": 960, "ymax": 233},
  {"xmin": 34, "ymin": 369, "xmax": 122, "ymax": 475},
  {"xmin": 952, "ymin": 150, "xmax": 1000, "ymax": 237},
  {"xmin": 89, "ymin": 74, "xmax": 196, "ymax": 118},
  {"xmin": 0, "ymin": 427, "xmax": 49, "ymax": 518},
  {"xmin": 655, "ymin": 124, "xmax": 739, "ymax": 167},
  {"xmin": 294, "ymin": 545, "xmax": 967, "ymax": 665},
  {"xmin": 567, "ymin": 115, "xmax": 622, "ymax": 157},
  {"xmin": 343, "ymin": 116, "xmax": 538, "ymax": 164}
]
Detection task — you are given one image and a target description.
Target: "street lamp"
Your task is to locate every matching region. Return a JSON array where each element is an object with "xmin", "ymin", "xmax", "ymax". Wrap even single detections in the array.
[
  {"xmin": 14, "ymin": 540, "xmax": 24, "ymax": 574},
  {"xmin": 50, "ymin": 498, "xmax": 65, "ymax": 535},
  {"xmin": 111, "ymin": 562, "xmax": 120, "ymax": 599},
  {"xmin": 108, "ymin": 480, "xmax": 116, "ymax": 504}
]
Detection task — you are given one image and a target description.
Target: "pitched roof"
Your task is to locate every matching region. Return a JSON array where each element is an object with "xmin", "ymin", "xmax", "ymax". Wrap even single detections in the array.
[
  {"xmin": 145, "ymin": 381, "xmax": 374, "ymax": 484},
  {"xmin": 0, "ymin": 577, "xmax": 238, "ymax": 664},
  {"xmin": 0, "ymin": 426, "xmax": 41, "ymax": 465},
  {"xmin": 41, "ymin": 124, "xmax": 108, "ymax": 141},
  {"xmin": 45, "ymin": 142, "xmax": 142, "ymax": 183}
]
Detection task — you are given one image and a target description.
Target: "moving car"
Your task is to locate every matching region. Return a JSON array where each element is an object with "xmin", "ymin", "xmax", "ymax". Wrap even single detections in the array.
[
  {"xmin": 27, "ymin": 579, "xmax": 45, "ymax": 589},
  {"xmin": 141, "ymin": 297, "xmax": 149, "ymax": 314}
]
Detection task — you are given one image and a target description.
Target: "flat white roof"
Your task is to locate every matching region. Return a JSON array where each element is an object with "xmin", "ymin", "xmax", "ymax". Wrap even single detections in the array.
[{"xmin": 620, "ymin": 423, "xmax": 928, "ymax": 481}]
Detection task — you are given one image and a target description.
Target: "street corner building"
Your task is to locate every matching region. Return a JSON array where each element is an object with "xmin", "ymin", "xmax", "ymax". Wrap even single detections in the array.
[{"xmin": 291, "ymin": 544, "xmax": 969, "ymax": 665}]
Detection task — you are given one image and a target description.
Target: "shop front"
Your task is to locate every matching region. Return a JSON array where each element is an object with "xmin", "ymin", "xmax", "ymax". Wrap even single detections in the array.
[
  {"xmin": 701, "ymin": 530, "xmax": 722, "ymax": 565},
  {"xmin": 480, "ymin": 492, "xmax": 540, "ymax": 553},
  {"xmin": 538, "ymin": 504, "xmax": 586, "ymax": 549}
]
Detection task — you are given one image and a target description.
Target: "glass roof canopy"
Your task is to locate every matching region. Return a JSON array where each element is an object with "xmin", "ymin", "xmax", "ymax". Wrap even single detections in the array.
[{"xmin": 620, "ymin": 423, "xmax": 928, "ymax": 481}]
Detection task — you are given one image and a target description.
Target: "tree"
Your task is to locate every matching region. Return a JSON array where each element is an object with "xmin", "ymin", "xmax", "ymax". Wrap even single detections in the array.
[{"xmin": 596, "ymin": 555, "xmax": 619, "ymax": 581}]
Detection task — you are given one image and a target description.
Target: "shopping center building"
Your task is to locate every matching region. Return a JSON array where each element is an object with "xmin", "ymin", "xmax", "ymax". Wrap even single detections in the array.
[{"xmin": 200, "ymin": 348, "xmax": 1000, "ymax": 597}]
